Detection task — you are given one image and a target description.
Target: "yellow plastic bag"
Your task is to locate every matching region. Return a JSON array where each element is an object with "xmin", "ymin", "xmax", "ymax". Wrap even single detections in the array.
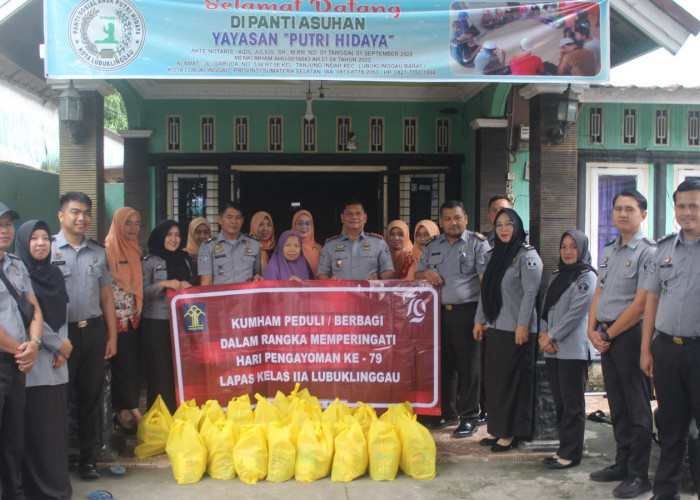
[
  {"xmin": 272, "ymin": 390, "xmax": 290, "ymax": 417},
  {"xmin": 367, "ymin": 420, "xmax": 401, "ymax": 481},
  {"xmin": 165, "ymin": 419, "xmax": 207, "ymax": 484},
  {"xmin": 201, "ymin": 399, "xmax": 225, "ymax": 425},
  {"xmin": 352, "ymin": 402, "xmax": 377, "ymax": 438},
  {"xmin": 379, "ymin": 402, "xmax": 414, "ymax": 425},
  {"xmin": 201, "ymin": 419, "xmax": 237, "ymax": 480},
  {"xmin": 134, "ymin": 395, "xmax": 173, "ymax": 458},
  {"xmin": 295, "ymin": 420, "xmax": 334, "ymax": 482},
  {"xmin": 397, "ymin": 414, "xmax": 436, "ymax": 480},
  {"xmin": 173, "ymin": 399, "xmax": 204, "ymax": 429},
  {"xmin": 322, "ymin": 398, "xmax": 351, "ymax": 436},
  {"xmin": 254, "ymin": 393, "xmax": 281, "ymax": 424},
  {"xmin": 266, "ymin": 421, "xmax": 296, "ymax": 482},
  {"xmin": 226, "ymin": 394, "xmax": 254, "ymax": 434},
  {"xmin": 331, "ymin": 415, "xmax": 368, "ymax": 482},
  {"xmin": 233, "ymin": 424, "xmax": 268, "ymax": 484}
]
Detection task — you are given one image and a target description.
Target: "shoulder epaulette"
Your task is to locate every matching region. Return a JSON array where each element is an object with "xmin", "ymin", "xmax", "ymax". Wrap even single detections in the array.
[
  {"xmin": 643, "ymin": 236, "xmax": 657, "ymax": 245},
  {"xmin": 425, "ymin": 235, "xmax": 439, "ymax": 245},
  {"xmin": 604, "ymin": 238, "xmax": 616, "ymax": 247},
  {"xmin": 522, "ymin": 243, "xmax": 535, "ymax": 250},
  {"xmin": 656, "ymin": 233, "xmax": 676, "ymax": 245},
  {"xmin": 246, "ymin": 233, "xmax": 259, "ymax": 241},
  {"xmin": 88, "ymin": 238, "xmax": 105, "ymax": 248},
  {"xmin": 7, "ymin": 253, "xmax": 19, "ymax": 260},
  {"xmin": 141, "ymin": 254, "xmax": 151, "ymax": 261},
  {"xmin": 366, "ymin": 232, "xmax": 384, "ymax": 239},
  {"xmin": 204, "ymin": 237, "xmax": 215, "ymax": 243},
  {"xmin": 474, "ymin": 232, "xmax": 487, "ymax": 241},
  {"xmin": 325, "ymin": 234, "xmax": 340, "ymax": 242}
]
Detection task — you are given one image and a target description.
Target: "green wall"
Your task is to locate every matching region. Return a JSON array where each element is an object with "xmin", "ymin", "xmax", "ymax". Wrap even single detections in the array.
[
  {"xmin": 0, "ymin": 163, "xmax": 60, "ymax": 232},
  {"xmin": 105, "ymin": 183, "xmax": 124, "ymax": 233},
  {"xmin": 510, "ymin": 152, "xmax": 530, "ymax": 232}
]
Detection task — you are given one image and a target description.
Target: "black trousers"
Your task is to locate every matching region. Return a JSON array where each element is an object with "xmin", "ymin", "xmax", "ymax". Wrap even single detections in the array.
[
  {"xmin": 67, "ymin": 317, "xmax": 106, "ymax": 465},
  {"xmin": 141, "ymin": 318, "xmax": 177, "ymax": 413},
  {"xmin": 0, "ymin": 353, "xmax": 25, "ymax": 500},
  {"xmin": 651, "ymin": 336, "xmax": 700, "ymax": 497},
  {"xmin": 111, "ymin": 323, "xmax": 141, "ymax": 410},
  {"xmin": 545, "ymin": 358, "xmax": 589, "ymax": 462},
  {"xmin": 485, "ymin": 329, "xmax": 536, "ymax": 439},
  {"xmin": 600, "ymin": 322, "xmax": 651, "ymax": 478},
  {"xmin": 441, "ymin": 303, "xmax": 480, "ymax": 420},
  {"xmin": 480, "ymin": 335, "xmax": 487, "ymax": 414},
  {"xmin": 23, "ymin": 384, "xmax": 71, "ymax": 500}
]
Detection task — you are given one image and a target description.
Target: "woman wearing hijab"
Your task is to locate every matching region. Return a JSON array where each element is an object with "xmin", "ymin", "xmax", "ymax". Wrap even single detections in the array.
[
  {"xmin": 16, "ymin": 220, "xmax": 72, "ymax": 500},
  {"xmin": 386, "ymin": 220, "xmax": 413, "ymax": 279},
  {"xmin": 183, "ymin": 217, "xmax": 212, "ymax": 274},
  {"xmin": 142, "ymin": 220, "xmax": 197, "ymax": 411},
  {"xmin": 473, "ymin": 208, "xmax": 542, "ymax": 452},
  {"xmin": 539, "ymin": 230, "xmax": 596, "ymax": 469},
  {"xmin": 263, "ymin": 230, "xmax": 313, "ymax": 282},
  {"xmin": 250, "ymin": 211, "xmax": 275, "ymax": 272},
  {"xmin": 105, "ymin": 206, "xmax": 143, "ymax": 432},
  {"xmin": 291, "ymin": 210, "xmax": 322, "ymax": 275},
  {"xmin": 406, "ymin": 219, "xmax": 440, "ymax": 280}
]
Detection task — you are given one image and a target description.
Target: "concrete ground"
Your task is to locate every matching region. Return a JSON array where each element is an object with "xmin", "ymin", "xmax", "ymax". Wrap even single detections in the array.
[{"xmin": 71, "ymin": 396, "xmax": 699, "ymax": 500}]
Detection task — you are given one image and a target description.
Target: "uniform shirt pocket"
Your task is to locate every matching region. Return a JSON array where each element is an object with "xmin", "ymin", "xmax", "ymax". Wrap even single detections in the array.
[
  {"xmin": 658, "ymin": 265, "xmax": 677, "ymax": 294},
  {"xmin": 427, "ymin": 252, "xmax": 444, "ymax": 268}
]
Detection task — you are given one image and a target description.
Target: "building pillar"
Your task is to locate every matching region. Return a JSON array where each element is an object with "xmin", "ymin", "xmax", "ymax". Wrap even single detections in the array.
[
  {"xmin": 520, "ymin": 84, "xmax": 583, "ymax": 449},
  {"xmin": 470, "ymin": 118, "xmax": 509, "ymax": 232},
  {"xmin": 120, "ymin": 130, "xmax": 153, "ymax": 248},
  {"xmin": 58, "ymin": 86, "xmax": 107, "ymax": 241}
]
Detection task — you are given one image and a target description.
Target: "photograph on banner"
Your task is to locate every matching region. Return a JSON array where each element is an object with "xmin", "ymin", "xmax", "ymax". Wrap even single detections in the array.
[
  {"xmin": 168, "ymin": 280, "xmax": 440, "ymax": 414},
  {"xmin": 45, "ymin": 0, "xmax": 608, "ymax": 82}
]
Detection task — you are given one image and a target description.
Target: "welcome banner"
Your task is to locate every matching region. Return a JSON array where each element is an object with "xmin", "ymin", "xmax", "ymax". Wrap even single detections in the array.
[
  {"xmin": 45, "ymin": 0, "xmax": 608, "ymax": 82},
  {"xmin": 169, "ymin": 280, "xmax": 440, "ymax": 414}
]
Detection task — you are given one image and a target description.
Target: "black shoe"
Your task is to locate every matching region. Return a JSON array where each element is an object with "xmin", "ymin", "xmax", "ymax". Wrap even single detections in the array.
[
  {"xmin": 590, "ymin": 464, "xmax": 627, "ymax": 483},
  {"xmin": 79, "ymin": 462, "xmax": 100, "ymax": 480},
  {"xmin": 542, "ymin": 456, "xmax": 559, "ymax": 465},
  {"xmin": 479, "ymin": 437, "xmax": 498, "ymax": 446},
  {"xmin": 547, "ymin": 458, "xmax": 580, "ymax": 470},
  {"xmin": 453, "ymin": 419, "xmax": 477, "ymax": 438},
  {"xmin": 648, "ymin": 494, "xmax": 680, "ymax": 500},
  {"xmin": 477, "ymin": 411, "xmax": 488, "ymax": 426},
  {"xmin": 430, "ymin": 415, "xmax": 459, "ymax": 429},
  {"xmin": 612, "ymin": 477, "xmax": 652, "ymax": 498},
  {"xmin": 491, "ymin": 437, "xmax": 518, "ymax": 452}
]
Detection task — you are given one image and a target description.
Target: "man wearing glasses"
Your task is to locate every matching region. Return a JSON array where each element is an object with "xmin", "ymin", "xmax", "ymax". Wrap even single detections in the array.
[{"xmin": 317, "ymin": 199, "xmax": 393, "ymax": 281}]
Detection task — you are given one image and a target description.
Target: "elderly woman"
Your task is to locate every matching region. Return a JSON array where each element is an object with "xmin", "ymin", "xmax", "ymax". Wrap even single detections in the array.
[
  {"xmin": 473, "ymin": 208, "xmax": 542, "ymax": 452},
  {"xmin": 291, "ymin": 210, "xmax": 322, "ymax": 275},
  {"xmin": 386, "ymin": 220, "xmax": 414, "ymax": 279},
  {"xmin": 406, "ymin": 220, "xmax": 440, "ymax": 280},
  {"xmin": 250, "ymin": 211, "xmax": 275, "ymax": 272},
  {"xmin": 16, "ymin": 220, "xmax": 72, "ymax": 499},
  {"xmin": 262, "ymin": 230, "xmax": 313, "ymax": 282},
  {"xmin": 105, "ymin": 206, "xmax": 143, "ymax": 432},
  {"xmin": 539, "ymin": 230, "xmax": 596, "ymax": 469},
  {"xmin": 142, "ymin": 220, "xmax": 197, "ymax": 411},
  {"xmin": 183, "ymin": 217, "xmax": 212, "ymax": 274}
]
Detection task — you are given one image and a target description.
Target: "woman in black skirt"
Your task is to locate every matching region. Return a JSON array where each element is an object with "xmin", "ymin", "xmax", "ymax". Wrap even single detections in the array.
[
  {"xmin": 16, "ymin": 220, "xmax": 72, "ymax": 499},
  {"xmin": 141, "ymin": 220, "xmax": 197, "ymax": 412},
  {"xmin": 473, "ymin": 208, "xmax": 542, "ymax": 452}
]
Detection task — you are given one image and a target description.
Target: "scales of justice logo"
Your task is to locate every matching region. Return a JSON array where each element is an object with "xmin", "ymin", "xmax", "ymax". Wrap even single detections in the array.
[{"xmin": 68, "ymin": 0, "xmax": 146, "ymax": 71}]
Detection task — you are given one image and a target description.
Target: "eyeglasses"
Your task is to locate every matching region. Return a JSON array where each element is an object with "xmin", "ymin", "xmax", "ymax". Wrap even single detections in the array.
[{"xmin": 494, "ymin": 221, "xmax": 514, "ymax": 228}]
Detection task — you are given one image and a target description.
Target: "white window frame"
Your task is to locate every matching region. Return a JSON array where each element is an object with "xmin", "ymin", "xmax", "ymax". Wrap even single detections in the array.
[
  {"xmin": 166, "ymin": 169, "xmax": 219, "ymax": 232},
  {"xmin": 585, "ymin": 163, "xmax": 652, "ymax": 267}
]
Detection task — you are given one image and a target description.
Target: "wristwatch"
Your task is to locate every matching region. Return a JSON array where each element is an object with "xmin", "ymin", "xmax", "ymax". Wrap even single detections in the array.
[
  {"xmin": 601, "ymin": 331, "xmax": 611, "ymax": 342},
  {"xmin": 30, "ymin": 337, "xmax": 42, "ymax": 348}
]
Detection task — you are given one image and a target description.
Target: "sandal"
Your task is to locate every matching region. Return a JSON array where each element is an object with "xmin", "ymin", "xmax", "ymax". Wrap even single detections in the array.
[
  {"xmin": 587, "ymin": 410, "xmax": 612, "ymax": 424},
  {"xmin": 89, "ymin": 491, "xmax": 114, "ymax": 500}
]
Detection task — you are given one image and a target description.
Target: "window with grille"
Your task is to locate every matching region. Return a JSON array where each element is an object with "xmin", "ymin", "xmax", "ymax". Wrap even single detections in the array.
[
  {"xmin": 336, "ymin": 116, "xmax": 351, "ymax": 152},
  {"xmin": 370, "ymin": 117, "xmax": 384, "ymax": 153},
  {"xmin": 688, "ymin": 110, "xmax": 700, "ymax": 147},
  {"xmin": 588, "ymin": 107, "xmax": 603, "ymax": 144},
  {"xmin": 403, "ymin": 118, "xmax": 417, "ymax": 153},
  {"xmin": 166, "ymin": 171, "xmax": 219, "ymax": 233},
  {"xmin": 302, "ymin": 117, "xmax": 317, "ymax": 152},
  {"xmin": 436, "ymin": 118, "xmax": 450, "ymax": 153},
  {"xmin": 233, "ymin": 116, "xmax": 249, "ymax": 152},
  {"xmin": 654, "ymin": 108, "xmax": 669, "ymax": 146},
  {"xmin": 200, "ymin": 116, "xmax": 215, "ymax": 151},
  {"xmin": 622, "ymin": 108, "xmax": 637, "ymax": 145},
  {"xmin": 166, "ymin": 115, "xmax": 182, "ymax": 152},
  {"xmin": 268, "ymin": 116, "xmax": 283, "ymax": 152},
  {"xmin": 399, "ymin": 173, "xmax": 445, "ymax": 226}
]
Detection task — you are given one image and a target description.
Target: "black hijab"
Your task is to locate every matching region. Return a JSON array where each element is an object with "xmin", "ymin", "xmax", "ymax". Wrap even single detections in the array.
[
  {"xmin": 147, "ymin": 220, "xmax": 196, "ymax": 284},
  {"xmin": 540, "ymin": 229, "xmax": 596, "ymax": 321},
  {"xmin": 15, "ymin": 220, "xmax": 69, "ymax": 332},
  {"xmin": 480, "ymin": 208, "xmax": 527, "ymax": 323}
]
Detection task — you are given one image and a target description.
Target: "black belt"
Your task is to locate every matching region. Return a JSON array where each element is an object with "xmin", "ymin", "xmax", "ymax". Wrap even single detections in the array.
[
  {"xmin": 657, "ymin": 331, "xmax": 700, "ymax": 346},
  {"xmin": 69, "ymin": 316, "xmax": 102, "ymax": 329},
  {"xmin": 442, "ymin": 303, "xmax": 472, "ymax": 312}
]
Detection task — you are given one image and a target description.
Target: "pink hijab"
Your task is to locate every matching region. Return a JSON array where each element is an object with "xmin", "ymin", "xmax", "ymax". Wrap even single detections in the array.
[{"xmin": 406, "ymin": 219, "xmax": 440, "ymax": 280}]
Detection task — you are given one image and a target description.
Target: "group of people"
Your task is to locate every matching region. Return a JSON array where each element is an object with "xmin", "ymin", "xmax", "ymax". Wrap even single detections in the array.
[{"xmin": 1, "ymin": 179, "xmax": 699, "ymax": 500}]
